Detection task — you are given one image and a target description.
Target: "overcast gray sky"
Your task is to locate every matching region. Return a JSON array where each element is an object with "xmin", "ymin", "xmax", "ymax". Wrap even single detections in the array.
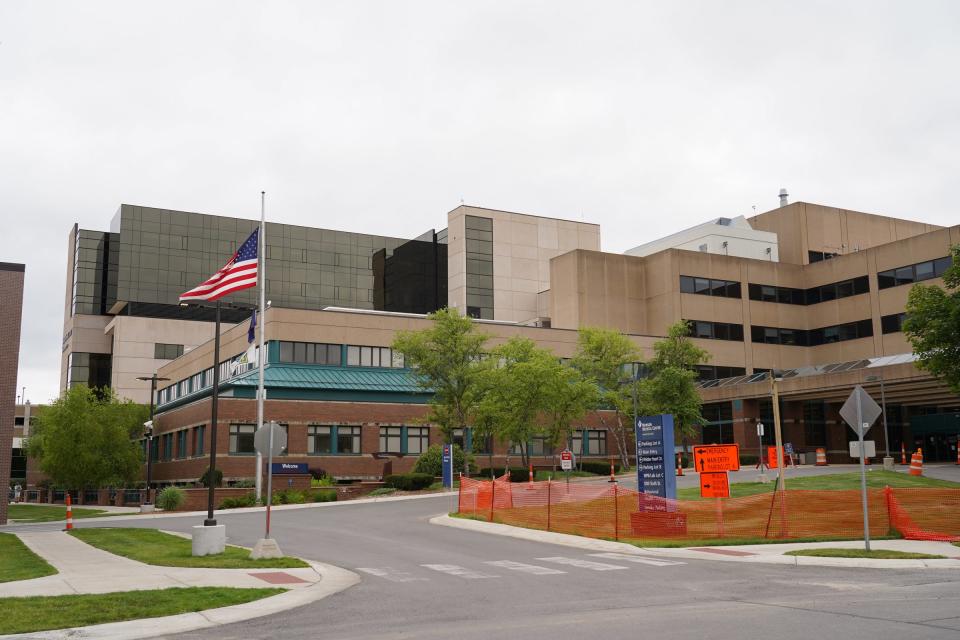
[{"xmin": 2, "ymin": 1, "xmax": 958, "ymax": 404}]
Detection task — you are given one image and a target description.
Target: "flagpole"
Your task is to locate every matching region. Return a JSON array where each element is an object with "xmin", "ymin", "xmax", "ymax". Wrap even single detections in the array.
[
  {"xmin": 255, "ymin": 191, "xmax": 266, "ymax": 503},
  {"xmin": 205, "ymin": 299, "xmax": 222, "ymax": 526}
]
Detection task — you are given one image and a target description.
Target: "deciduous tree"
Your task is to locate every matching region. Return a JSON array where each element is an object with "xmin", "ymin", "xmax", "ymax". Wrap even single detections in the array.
[
  {"xmin": 28, "ymin": 385, "xmax": 148, "ymax": 490},
  {"xmin": 904, "ymin": 246, "xmax": 960, "ymax": 393}
]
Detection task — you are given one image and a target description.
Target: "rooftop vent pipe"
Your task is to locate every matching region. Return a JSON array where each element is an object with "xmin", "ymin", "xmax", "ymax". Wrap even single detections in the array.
[{"xmin": 779, "ymin": 188, "xmax": 789, "ymax": 207}]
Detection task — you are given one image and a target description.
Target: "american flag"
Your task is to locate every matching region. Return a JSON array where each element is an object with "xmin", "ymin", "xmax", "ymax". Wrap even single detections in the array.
[{"xmin": 180, "ymin": 228, "xmax": 259, "ymax": 302}]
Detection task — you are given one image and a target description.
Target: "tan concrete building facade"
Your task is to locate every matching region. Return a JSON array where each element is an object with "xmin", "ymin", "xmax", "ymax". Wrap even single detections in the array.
[{"xmin": 0, "ymin": 263, "xmax": 26, "ymax": 524}]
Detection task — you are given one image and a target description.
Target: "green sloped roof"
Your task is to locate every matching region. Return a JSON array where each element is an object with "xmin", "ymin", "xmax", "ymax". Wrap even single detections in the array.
[{"xmin": 229, "ymin": 364, "xmax": 427, "ymax": 394}]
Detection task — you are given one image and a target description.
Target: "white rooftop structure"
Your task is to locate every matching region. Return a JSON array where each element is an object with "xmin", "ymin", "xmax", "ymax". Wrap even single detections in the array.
[{"xmin": 625, "ymin": 215, "xmax": 779, "ymax": 262}]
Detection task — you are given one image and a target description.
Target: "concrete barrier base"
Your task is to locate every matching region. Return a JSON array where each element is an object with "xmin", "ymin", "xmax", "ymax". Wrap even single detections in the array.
[{"xmin": 192, "ymin": 524, "xmax": 226, "ymax": 556}]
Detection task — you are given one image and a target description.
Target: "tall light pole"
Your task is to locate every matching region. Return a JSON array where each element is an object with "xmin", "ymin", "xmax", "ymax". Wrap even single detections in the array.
[
  {"xmin": 866, "ymin": 374, "xmax": 892, "ymax": 468},
  {"xmin": 137, "ymin": 374, "xmax": 170, "ymax": 505},
  {"xmin": 770, "ymin": 373, "xmax": 786, "ymax": 492}
]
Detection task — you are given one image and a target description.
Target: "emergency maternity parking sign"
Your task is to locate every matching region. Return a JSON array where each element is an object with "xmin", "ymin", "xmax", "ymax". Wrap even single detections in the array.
[{"xmin": 635, "ymin": 414, "xmax": 677, "ymax": 500}]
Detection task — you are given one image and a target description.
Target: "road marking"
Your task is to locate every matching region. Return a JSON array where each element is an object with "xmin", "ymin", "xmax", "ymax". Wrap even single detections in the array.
[
  {"xmin": 421, "ymin": 564, "xmax": 499, "ymax": 579},
  {"xmin": 485, "ymin": 560, "xmax": 567, "ymax": 575},
  {"xmin": 356, "ymin": 567, "xmax": 427, "ymax": 582},
  {"xmin": 536, "ymin": 556, "xmax": 628, "ymax": 571},
  {"xmin": 587, "ymin": 552, "xmax": 686, "ymax": 567}
]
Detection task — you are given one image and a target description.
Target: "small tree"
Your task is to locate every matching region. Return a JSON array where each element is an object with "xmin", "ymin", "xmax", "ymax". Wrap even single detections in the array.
[
  {"xmin": 904, "ymin": 246, "xmax": 960, "ymax": 393},
  {"xmin": 474, "ymin": 337, "xmax": 559, "ymax": 468},
  {"xmin": 638, "ymin": 321, "xmax": 710, "ymax": 444},
  {"xmin": 28, "ymin": 386, "xmax": 148, "ymax": 490},
  {"xmin": 393, "ymin": 307, "xmax": 488, "ymax": 441},
  {"xmin": 542, "ymin": 364, "xmax": 599, "ymax": 470},
  {"xmin": 571, "ymin": 327, "xmax": 639, "ymax": 469}
]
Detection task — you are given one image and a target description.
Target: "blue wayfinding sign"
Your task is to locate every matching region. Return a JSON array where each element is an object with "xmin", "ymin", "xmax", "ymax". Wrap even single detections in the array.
[
  {"xmin": 635, "ymin": 414, "xmax": 677, "ymax": 501},
  {"xmin": 442, "ymin": 443, "xmax": 454, "ymax": 488},
  {"xmin": 271, "ymin": 462, "xmax": 309, "ymax": 475}
]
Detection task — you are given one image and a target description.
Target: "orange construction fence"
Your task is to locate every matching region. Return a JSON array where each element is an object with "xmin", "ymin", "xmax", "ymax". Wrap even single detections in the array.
[{"xmin": 457, "ymin": 476, "xmax": 960, "ymax": 543}]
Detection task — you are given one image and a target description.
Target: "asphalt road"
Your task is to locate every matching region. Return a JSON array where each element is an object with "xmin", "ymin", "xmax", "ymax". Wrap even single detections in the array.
[{"xmin": 13, "ymin": 491, "xmax": 959, "ymax": 640}]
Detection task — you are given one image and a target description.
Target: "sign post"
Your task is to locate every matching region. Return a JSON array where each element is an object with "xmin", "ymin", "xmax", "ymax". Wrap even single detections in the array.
[
  {"xmin": 635, "ymin": 414, "xmax": 677, "ymax": 501},
  {"xmin": 756, "ymin": 422, "xmax": 768, "ymax": 482},
  {"xmin": 839, "ymin": 385, "xmax": 882, "ymax": 552},
  {"xmin": 560, "ymin": 449, "xmax": 573, "ymax": 487},
  {"xmin": 442, "ymin": 443, "xmax": 454, "ymax": 489},
  {"xmin": 251, "ymin": 420, "xmax": 287, "ymax": 559}
]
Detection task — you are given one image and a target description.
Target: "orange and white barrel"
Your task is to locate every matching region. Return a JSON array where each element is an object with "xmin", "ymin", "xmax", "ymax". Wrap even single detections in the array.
[{"xmin": 815, "ymin": 448, "xmax": 827, "ymax": 466}]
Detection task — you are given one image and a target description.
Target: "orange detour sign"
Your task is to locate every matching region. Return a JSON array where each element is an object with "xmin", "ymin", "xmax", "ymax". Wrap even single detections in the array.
[
  {"xmin": 699, "ymin": 472, "xmax": 730, "ymax": 498},
  {"xmin": 693, "ymin": 444, "xmax": 740, "ymax": 473}
]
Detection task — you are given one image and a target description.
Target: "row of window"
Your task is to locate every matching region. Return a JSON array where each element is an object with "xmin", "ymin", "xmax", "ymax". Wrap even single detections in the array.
[
  {"xmin": 679, "ymin": 276, "xmax": 741, "ymax": 299},
  {"xmin": 688, "ymin": 320, "xmax": 745, "ymax": 341},
  {"xmin": 279, "ymin": 341, "xmax": 340, "ymax": 365},
  {"xmin": 149, "ymin": 425, "xmax": 205, "ymax": 462},
  {"xmin": 154, "ymin": 343, "xmax": 184, "ymax": 360},
  {"xmin": 748, "ymin": 276, "xmax": 869, "ymax": 306},
  {"xmin": 877, "ymin": 256, "xmax": 952, "ymax": 290},
  {"xmin": 750, "ymin": 319, "xmax": 874, "ymax": 346},
  {"xmin": 212, "ymin": 424, "xmax": 611, "ymax": 457},
  {"xmin": 808, "ymin": 250, "xmax": 839, "ymax": 263},
  {"xmin": 694, "ymin": 365, "xmax": 747, "ymax": 381},
  {"xmin": 881, "ymin": 312, "xmax": 907, "ymax": 334}
]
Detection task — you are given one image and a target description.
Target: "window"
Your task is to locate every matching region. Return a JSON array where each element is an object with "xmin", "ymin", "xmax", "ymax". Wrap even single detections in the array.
[
  {"xmin": 571, "ymin": 430, "xmax": 607, "ymax": 456},
  {"xmin": 308, "ymin": 425, "xmax": 359, "ymax": 455},
  {"xmin": 528, "ymin": 436, "xmax": 548, "ymax": 457},
  {"xmin": 679, "ymin": 276, "xmax": 741, "ymax": 299},
  {"xmin": 379, "ymin": 426, "xmax": 403, "ymax": 453},
  {"xmin": 346, "ymin": 345, "xmax": 403, "ymax": 368},
  {"xmin": 878, "ymin": 255, "xmax": 953, "ymax": 289},
  {"xmin": 808, "ymin": 250, "xmax": 838, "ymax": 263},
  {"xmin": 751, "ymin": 319, "xmax": 873, "ymax": 346},
  {"xmin": 701, "ymin": 402, "xmax": 734, "ymax": 444},
  {"xmin": 803, "ymin": 401, "xmax": 827, "ymax": 446},
  {"xmin": 686, "ymin": 320, "xmax": 744, "ymax": 341},
  {"xmin": 694, "ymin": 365, "xmax": 746, "ymax": 381},
  {"xmin": 308, "ymin": 425, "xmax": 333, "ymax": 454},
  {"xmin": 229, "ymin": 424, "xmax": 256, "ymax": 455},
  {"xmin": 465, "ymin": 215, "xmax": 494, "ymax": 319},
  {"xmin": 748, "ymin": 276, "xmax": 869, "ymax": 305},
  {"xmin": 176, "ymin": 430, "xmax": 188, "ymax": 459},
  {"xmin": 452, "ymin": 428, "xmax": 466, "ymax": 451},
  {"xmin": 406, "ymin": 427, "xmax": 430, "ymax": 455},
  {"xmin": 193, "ymin": 425, "xmax": 205, "ymax": 456},
  {"xmin": 162, "ymin": 433, "xmax": 173, "ymax": 461},
  {"xmin": 150, "ymin": 436, "xmax": 160, "ymax": 462},
  {"xmin": 278, "ymin": 341, "xmax": 340, "ymax": 365},
  {"xmin": 336, "ymin": 426, "xmax": 361, "ymax": 454},
  {"xmin": 881, "ymin": 312, "xmax": 907, "ymax": 334},
  {"xmin": 154, "ymin": 343, "xmax": 184, "ymax": 360}
]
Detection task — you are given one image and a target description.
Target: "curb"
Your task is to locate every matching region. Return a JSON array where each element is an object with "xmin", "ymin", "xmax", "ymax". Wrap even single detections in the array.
[
  {"xmin": 1, "ymin": 491, "xmax": 452, "ymax": 529},
  {"xmin": 430, "ymin": 515, "xmax": 960, "ymax": 569},
  {"xmin": 0, "ymin": 560, "xmax": 360, "ymax": 640}
]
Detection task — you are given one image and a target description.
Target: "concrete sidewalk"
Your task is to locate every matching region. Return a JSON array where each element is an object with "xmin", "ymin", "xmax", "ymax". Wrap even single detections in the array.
[
  {"xmin": 2, "ymin": 530, "xmax": 360, "ymax": 640},
  {"xmin": 433, "ymin": 514, "xmax": 960, "ymax": 569}
]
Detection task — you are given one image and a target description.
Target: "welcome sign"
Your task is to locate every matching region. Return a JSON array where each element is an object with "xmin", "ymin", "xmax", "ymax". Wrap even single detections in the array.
[{"xmin": 635, "ymin": 414, "xmax": 677, "ymax": 500}]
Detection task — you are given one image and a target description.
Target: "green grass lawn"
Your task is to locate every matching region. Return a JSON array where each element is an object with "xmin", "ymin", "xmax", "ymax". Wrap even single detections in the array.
[
  {"xmin": 70, "ymin": 528, "xmax": 309, "ymax": 569},
  {"xmin": 0, "ymin": 533, "xmax": 58, "ymax": 583},
  {"xmin": 785, "ymin": 548, "xmax": 946, "ymax": 559},
  {"xmin": 0, "ymin": 587, "xmax": 283, "ymax": 635},
  {"xmin": 7, "ymin": 504, "xmax": 113, "ymax": 523},
  {"xmin": 676, "ymin": 470, "xmax": 960, "ymax": 500}
]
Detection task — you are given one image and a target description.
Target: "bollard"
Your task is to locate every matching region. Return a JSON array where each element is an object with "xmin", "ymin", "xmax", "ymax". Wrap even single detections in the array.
[
  {"xmin": 528, "ymin": 464, "xmax": 534, "ymax": 485},
  {"xmin": 609, "ymin": 460, "xmax": 616, "ymax": 483},
  {"xmin": 64, "ymin": 493, "xmax": 74, "ymax": 531},
  {"xmin": 676, "ymin": 452, "xmax": 684, "ymax": 477}
]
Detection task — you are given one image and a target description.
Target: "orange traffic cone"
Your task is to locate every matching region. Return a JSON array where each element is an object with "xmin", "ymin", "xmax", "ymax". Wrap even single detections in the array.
[
  {"xmin": 900, "ymin": 442, "xmax": 907, "ymax": 465},
  {"xmin": 64, "ymin": 493, "xmax": 74, "ymax": 531},
  {"xmin": 676, "ymin": 452, "xmax": 684, "ymax": 477},
  {"xmin": 909, "ymin": 449, "xmax": 924, "ymax": 476}
]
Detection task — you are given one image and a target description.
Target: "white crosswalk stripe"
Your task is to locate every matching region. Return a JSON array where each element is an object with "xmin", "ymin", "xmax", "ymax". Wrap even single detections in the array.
[
  {"xmin": 356, "ymin": 567, "xmax": 427, "ymax": 582},
  {"xmin": 587, "ymin": 552, "xmax": 686, "ymax": 567},
  {"xmin": 421, "ymin": 564, "xmax": 499, "ymax": 579},
  {"xmin": 485, "ymin": 560, "xmax": 567, "ymax": 575},
  {"xmin": 536, "ymin": 556, "xmax": 628, "ymax": 571}
]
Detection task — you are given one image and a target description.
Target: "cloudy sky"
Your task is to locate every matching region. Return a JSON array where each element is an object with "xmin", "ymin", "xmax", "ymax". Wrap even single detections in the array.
[{"xmin": 2, "ymin": 1, "xmax": 958, "ymax": 404}]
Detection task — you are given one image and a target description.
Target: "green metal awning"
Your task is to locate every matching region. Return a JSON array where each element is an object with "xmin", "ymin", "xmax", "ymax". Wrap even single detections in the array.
[{"xmin": 229, "ymin": 364, "xmax": 428, "ymax": 394}]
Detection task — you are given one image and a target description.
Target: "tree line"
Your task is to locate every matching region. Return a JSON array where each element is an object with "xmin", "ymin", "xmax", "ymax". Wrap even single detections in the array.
[{"xmin": 392, "ymin": 308, "xmax": 710, "ymax": 469}]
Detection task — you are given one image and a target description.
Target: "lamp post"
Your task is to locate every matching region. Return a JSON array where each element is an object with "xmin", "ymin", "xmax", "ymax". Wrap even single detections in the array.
[
  {"xmin": 866, "ymin": 374, "xmax": 893, "ymax": 469},
  {"xmin": 137, "ymin": 374, "xmax": 170, "ymax": 507}
]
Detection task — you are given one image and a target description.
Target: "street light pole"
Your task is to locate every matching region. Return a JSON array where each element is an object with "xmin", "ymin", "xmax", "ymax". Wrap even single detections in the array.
[{"xmin": 137, "ymin": 373, "xmax": 170, "ymax": 505}]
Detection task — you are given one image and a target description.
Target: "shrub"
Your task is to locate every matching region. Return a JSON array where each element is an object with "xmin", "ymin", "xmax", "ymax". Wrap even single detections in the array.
[
  {"xmin": 219, "ymin": 493, "xmax": 256, "ymax": 509},
  {"xmin": 367, "ymin": 487, "xmax": 398, "ymax": 497},
  {"xmin": 309, "ymin": 467, "xmax": 328, "ymax": 480},
  {"xmin": 383, "ymin": 473, "xmax": 434, "ymax": 491},
  {"xmin": 273, "ymin": 489, "xmax": 309, "ymax": 504},
  {"xmin": 313, "ymin": 490, "xmax": 337, "ymax": 502},
  {"xmin": 156, "ymin": 486, "xmax": 185, "ymax": 511},
  {"xmin": 477, "ymin": 467, "xmax": 529, "ymax": 483},
  {"xmin": 199, "ymin": 468, "xmax": 223, "ymax": 488},
  {"xmin": 232, "ymin": 479, "xmax": 255, "ymax": 488},
  {"xmin": 578, "ymin": 461, "xmax": 622, "ymax": 475},
  {"xmin": 311, "ymin": 476, "xmax": 335, "ymax": 487},
  {"xmin": 413, "ymin": 444, "xmax": 475, "ymax": 477}
]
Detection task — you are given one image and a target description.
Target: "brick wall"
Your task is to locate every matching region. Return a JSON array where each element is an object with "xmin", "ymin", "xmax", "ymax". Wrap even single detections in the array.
[
  {"xmin": 0, "ymin": 263, "xmax": 25, "ymax": 525},
  {"xmin": 148, "ymin": 396, "xmax": 623, "ymax": 483}
]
